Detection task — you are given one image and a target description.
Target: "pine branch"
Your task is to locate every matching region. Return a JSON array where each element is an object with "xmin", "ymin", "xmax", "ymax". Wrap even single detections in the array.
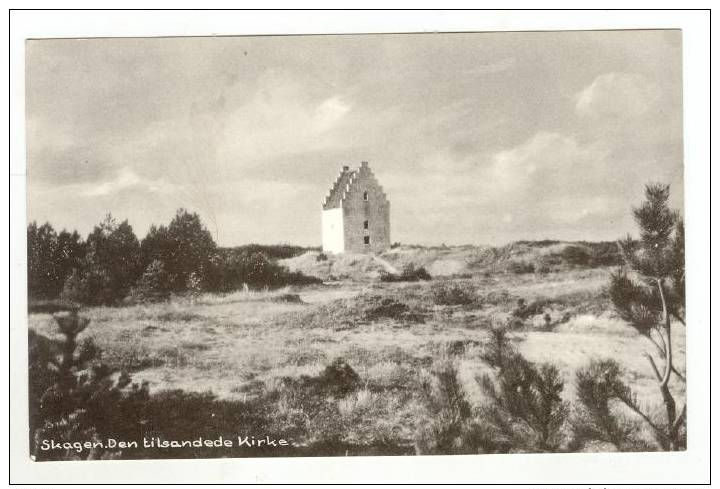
[
  {"xmin": 671, "ymin": 366, "xmax": 686, "ymax": 383},
  {"xmin": 618, "ymin": 394, "xmax": 665, "ymax": 445},
  {"xmin": 643, "ymin": 353, "xmax": 663, "ymax": 382},
  {"xmin": 673, "ymin": 403, "xmax": 687, "ymax": 432},
  {"xmin": 656, "ymin": 279, "xmax": 673, "ymax": 388}
]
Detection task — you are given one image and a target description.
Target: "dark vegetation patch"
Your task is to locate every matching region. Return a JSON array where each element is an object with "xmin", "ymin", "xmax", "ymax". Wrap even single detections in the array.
[
  {"xmin": 432, "ymin": 281, "xmax": 479, "ymax": 306},
  {"xmin": 28, "ymin": 300, "xmax": 76, "ymax": 315},
  {"xmin": 220, "ymin": 243, "xmax": 318, "ymax": 260},
  {"xmin": 364, "ymin": 297, "xmax": 426, "ymax": 323},
  {"xmin": 272, "ymin": 293, "xmax": 305, "ymax": 304},
  {"xmin": 380, "ymin": 263, "xmax": 432, "ymax": 283},
  {"xmin": 284, "ymin": 357, "xmax": 361, "ymax": 396},
  {"xmin": 297, "ymin": 294, "xmax": 426, "ymax": 329},
  {"xmin": 213, "ymin": 250, "xmax": 323, "ymax": 292},
  {"xmin": 468, "ymin": 241, "xmax": 623, "ymax": 275}
]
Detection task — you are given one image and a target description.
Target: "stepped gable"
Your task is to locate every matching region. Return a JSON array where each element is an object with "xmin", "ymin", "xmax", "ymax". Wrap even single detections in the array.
[
  {"xmin": 322, "ymin": 162, "xmax": 387, "ymax": 210},
  {"xmin": 353, "ymin": 161, "xmax": 388, "ymax": 203},
  {"xmin": 323, "ymin": 165, "xmax": 356, "ymax": 210}
]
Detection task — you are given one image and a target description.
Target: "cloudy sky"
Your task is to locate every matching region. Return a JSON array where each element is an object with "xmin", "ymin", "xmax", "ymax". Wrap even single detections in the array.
[{"xmin": 26, "ymin": 30, "xmax": 683, "ymax": 246}]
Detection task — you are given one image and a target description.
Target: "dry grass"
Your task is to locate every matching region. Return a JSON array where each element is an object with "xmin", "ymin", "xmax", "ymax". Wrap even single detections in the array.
[{"xmin": 28, "ymin": 264, "xmax": 685, "ymax": 452}]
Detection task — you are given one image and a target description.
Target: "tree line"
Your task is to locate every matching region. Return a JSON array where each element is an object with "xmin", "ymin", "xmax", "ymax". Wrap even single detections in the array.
[{"xmin": 27, "ymin": 209, "xmax": 321, "ymax": 306}]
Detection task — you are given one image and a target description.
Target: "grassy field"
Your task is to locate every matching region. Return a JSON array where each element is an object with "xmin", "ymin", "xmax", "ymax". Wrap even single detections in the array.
[{"xmin": 28, "ymin": 245, "xmax": 686, "ymax": 455}]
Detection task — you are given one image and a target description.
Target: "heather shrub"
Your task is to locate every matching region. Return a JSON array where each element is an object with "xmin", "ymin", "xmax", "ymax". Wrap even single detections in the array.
[
  {"xmin": 512, "ymin": 297, "xmax": 555, "ymax": 320},
  {"xmin": 380, "ymin": 263, "xmax": 431, "ymax": 282},
  {"xmin": 507, "ymin": 260, "xmax": 535, "ymax": 274},
  {"xmin": 561, "ymin": 245, "xmax": 592, "ymax": 266},
  {"xmin": 432, "ymin": 281, "xmax": 478, "ymax": 306},
  {"xmin": 364, "ymin": 297, "xmax": 425, "ymax": 323}
]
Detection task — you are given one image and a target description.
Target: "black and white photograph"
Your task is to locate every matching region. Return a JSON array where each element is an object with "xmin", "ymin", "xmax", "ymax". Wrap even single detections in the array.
[{"xmin": 10, "ymin": 9, "xmax": 711, "ymax": 485}]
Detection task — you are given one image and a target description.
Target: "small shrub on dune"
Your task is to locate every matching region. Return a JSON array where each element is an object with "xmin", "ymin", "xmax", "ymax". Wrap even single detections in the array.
[
  {"xmin": 317, "ymin": 357, "xmax": 361, "ymax": 395},
  {"xmin": 507, "ymin": 260, "xmax": 535, "ymax": 274},
  {"xmin": 365, "ymin": 297, "xmax": 409, "ymax": 319},
  {"xmin": 281, "ymin": 357, "xmax": 361, "ymax": 398},
  {"xmin": 265, "ymin": 358, "xmax": 361, "ymax": 445},
  {"xmin": 379, "ymin": 263, "xmax": 432, "ymax": 282},
  {"xmin": 271, "ymin": 293, "xmax": 305, "ymax": 304},
  {"xmin": 561, "ymin": 245, "xmax": 592, "ymax": 267},
  {"xmin": 364, "ymin": 296, "xmax": 425, "ymax": 323},
  {"xmin": 512, "ymin": 297, "xmax": 555, "ymax": 320},
  {"xmin": 432, "ymin": 281, "xmax": 478, "ymax": 306}
]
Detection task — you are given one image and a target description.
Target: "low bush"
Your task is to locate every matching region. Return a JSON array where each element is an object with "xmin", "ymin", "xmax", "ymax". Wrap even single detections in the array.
[
  {"xmin": 561, "ymin": 245, "xmax": 592, "ymax": 266},
  {"xmin": 363, "ymin": 296, "xmax": 425, "ymax": 323},
  {"xmin": 380, "ymin": 263, "xmax": 432, "ymax": 282},
  {"xmin": 583, "ymin": 241, "xmax": 624, "ymax": 267},
  {"xmin": 507, "ymin": 260, "xmax": 535, "ymax": 274},
  {"xmin": 512, "ymin": 297, "xmax": 555, "ymax": 320},
  {"xmin": 432, "ymin": 281, "xmax": 478, "ymax": 306}
]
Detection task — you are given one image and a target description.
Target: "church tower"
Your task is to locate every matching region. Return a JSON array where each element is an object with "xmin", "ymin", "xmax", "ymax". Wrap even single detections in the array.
[{"xmin": 321, "ymin": 161, "xmax": 391, "ymax": 254}]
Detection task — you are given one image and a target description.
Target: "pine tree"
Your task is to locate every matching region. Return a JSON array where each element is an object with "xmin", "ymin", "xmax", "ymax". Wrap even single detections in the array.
[
  {"xmin": 29, "ymin": 310, "xmax": 149, "ymax": 460},
  {"xmin": 609, "ymin": 183, "xmax": 686, "ymax": 450}
]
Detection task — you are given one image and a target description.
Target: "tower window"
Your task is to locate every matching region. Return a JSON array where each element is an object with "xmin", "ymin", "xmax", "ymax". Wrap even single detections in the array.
[
  {"xmin": 363, "ymin": 220, "xmax": 369, "ymax": 230},
  {"xmin": 363, "ymin": 191, "xmax": 368, "ymax": 201},
  {"xmin": 364, "ymin": 236, "xmax": 370, "ymax": 245}
]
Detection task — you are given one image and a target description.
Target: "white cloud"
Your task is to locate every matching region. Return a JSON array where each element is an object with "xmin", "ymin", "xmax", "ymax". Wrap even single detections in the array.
[
  {"xmin": 217, "ymin": 74, "xmax": 353, "ymax": 164},
  {"xmin": 575, "ymin": 72, "xmax": 662, "ymax": 118},
  {"xmin": 489, "ymin": 132, "xmax": 616, "ymax": 224},
  {"xmin": 313, "ymin": 96, "xmax": 351, "ymax": 132},
  {"xmin": 82, "ymin": 167, "xmax": 179, "ymax": 197},
  {"xmin": 492, "ymin": 132, "xmax": 596, "ymax": 188}
]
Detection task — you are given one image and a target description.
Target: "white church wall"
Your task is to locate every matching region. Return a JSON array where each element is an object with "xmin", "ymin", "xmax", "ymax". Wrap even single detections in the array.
[{"xmin": 321, "ymin": 207, "xmax": 344, "ymax": 253}]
